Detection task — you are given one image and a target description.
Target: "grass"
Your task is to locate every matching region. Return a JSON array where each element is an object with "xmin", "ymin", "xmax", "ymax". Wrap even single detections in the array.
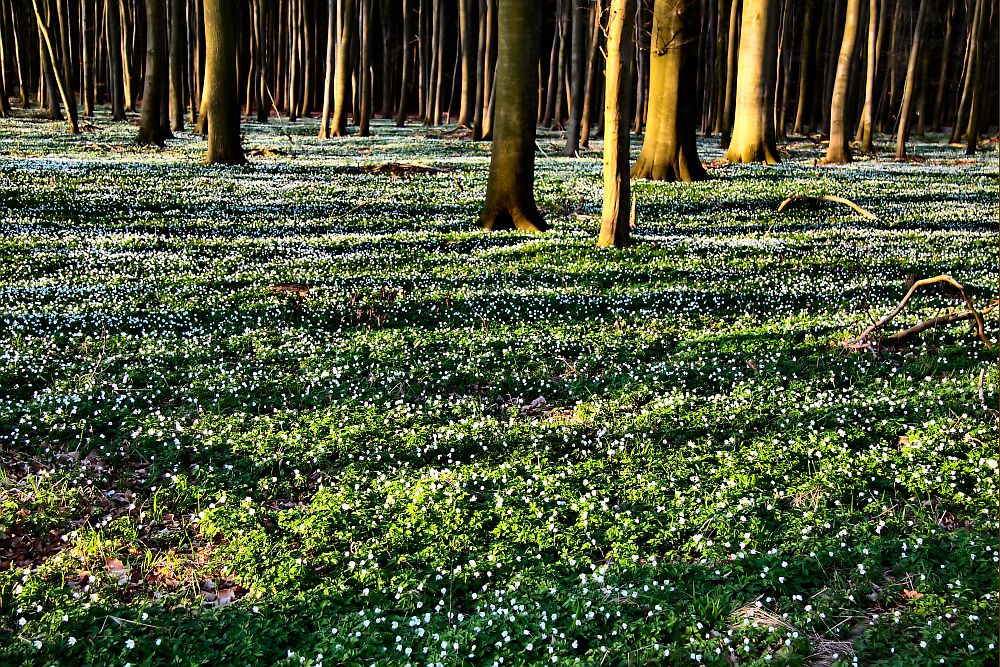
[{"xmin": 0, "ymin": 109, "xmax": 997, "ymax": 667}]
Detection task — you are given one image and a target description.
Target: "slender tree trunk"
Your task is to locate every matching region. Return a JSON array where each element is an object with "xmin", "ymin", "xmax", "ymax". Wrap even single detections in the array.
[
  {"xmin": 201, "ymin": 0, "xmax": 245, "ymax": 164},
  {"xmin": 579, "ymin": 0, "xmax": 602, "ymax": 147},
  {"xmin": 720, "ymin": 0, "xmax": 741, "ymax": 146},
  {"xmin": 859, "ymin": 0, "xmax": 877, "ymax": 152},
  {"xmin": 379, "ymin": 0, "xmax": 394, "ymax": 117},
  {"xmin": 105, "ymin": 0, "xmax": 126, "ymax": 119},
  {"xmin": 8, "ymin": 1, "xmax": 30, "ymax": 108},
  {"xmin": 0, "ymin": 1, "xmax": 12, "ymax": 117},
  {"xmin": 542, "ymin": 0, "xmax": 562, "ymax": 127},
  {"xmin": 931, "ymin": 2, "xmax": 955, "ymax": 132},
  {"xmin": 724, "ymin": 0, "xmax": 780, "ymax": 163},
  {"xmin": 168, "ymin": 0, "xmax": 185, "ymax": 131},
  {"xmin": 479, "ymin": 0, "xmax": 547, "ymax": 232},
  {"xmin": 319, "ymin": 0, "xmax": 337, "ymax": 137},
  {"xmin": 330, "ymin": 0, "xmax": 357, "ymax": 136},
  {"xmin": 358, "ymin": 0, "xmax": 373, "ymax": 135},
  {"xmin": 825, "ymin": 0, "xmax": 862, "ymax": 163},
  {"xmin": 562, "ymin": 0, "xmax": 588, "ymax": 156},
  {"xmin": 80, "ymin": 0, "xmax": 94, "ymax": 116},
  {"xmin": 396, "ymin": 0, "xmax": 411, "ymax": 125},
  {"xmin": 32, "ymin": 0, "xmax": 77, "ymax": 133},
  {"xmin": 792, "ymin": 0, "xmax": 813, "ymax": 134},
  {"xmin": 457, "ymin": 0, "xmax": 476, "ymax": 126},
  {"xmin": 632, "ymin": 1, "xmax": 647, "ymax": 135},
  {"xmin": 631, "ymin": 0, "xmax": 707, "ymax": 181},
  {"xmin": 964, "ymin": 0, "xmax": 988, "ymax": 154},
  {"xmin": 599, "ymin": 0, "xmax": 636, "ymax": 249},
  {"xmin": 472, "ymin": 0, "xmax": 489, "ymax": 138},
  {"xmin": 894, "ymin": 0, "xmax": 928, "ymax": 160}
]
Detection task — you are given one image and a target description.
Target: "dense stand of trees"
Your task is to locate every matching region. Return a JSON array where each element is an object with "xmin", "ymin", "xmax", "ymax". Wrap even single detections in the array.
[{"xmin": 0, "ymin": 0, "xmax": 997, "ymax": 242}]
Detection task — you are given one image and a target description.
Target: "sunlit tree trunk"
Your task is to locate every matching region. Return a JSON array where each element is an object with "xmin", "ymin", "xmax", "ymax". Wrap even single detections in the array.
[
  {"xmin": 80, "ymin": 0, "xmax": 94, "ymax": 117},
  {"xmin": 331, "ymin": 0, "xmax": 357, "ymax": 136},
  {"xmin": 724, "ymin": 0, "xmax": 780, "ymax": 163},
  {"xmin": 858, "ymin": 0, "xmax": 877, "ymax": 153},
  {"xmin": 792, "ymin": 0, "xmax": 813, "ymax": 135},
  {"xmin": 479, "ymin": 0, "xmax": 547, "ymax": 232},
  {"xmin": 32, "ymin": 0, "xmax": 78, "ymax": 133},
  {"xmin": 894, "ymin": 0, "xmax": 928, "ymax": 161},
  {"xmin": 579, "ymin": 0, "xmax": 603, "ymax": 148},
  {"xmin": 825, "ymin": 0, "xmax": 862, "ymax": 164},
  {"xmin": 720, "ymin": 0, "xmax": 740, "ymax": 146},
  {"xmin": 358, "ymin": 0, "xmax": 373, "ymax": 136},
  {"xmin": 632, "ymin": 0, "xmax": 707, "ymax": 181},
  {"xmin": 200, "ymin": 0, "xmax": 245, "ymax": 164},
  {"xmin": 598, "ymin": 0, "xmax": 636, "ymax": 249},
  {"xmin": 963, "ymin": 0, "xmax": 988, "ymax": 155},
  {"xmin": 457, "ymin": 0, "xmax": 476, "ymax": 127}
]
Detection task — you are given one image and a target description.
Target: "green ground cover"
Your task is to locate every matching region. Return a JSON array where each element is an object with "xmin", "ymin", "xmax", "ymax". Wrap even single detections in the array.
[{"xmin": 0, "ymin": 112, "xmax": 997, "ymax": 666}]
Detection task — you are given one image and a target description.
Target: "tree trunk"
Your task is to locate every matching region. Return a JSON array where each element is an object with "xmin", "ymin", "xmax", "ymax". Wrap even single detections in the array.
[
  {"xmin": 724, "ymin": 0, "xmax": 780, "ymax": 163},
  {"xmin": 358, "ymin": 0, "xmax": 373, "ymax": 136},
  {"xmin": 32, "ymin": 0, "xmax": 77, "ymax": 133},
  {"xmin": 894, "ymin": 0, "xmax": 928, "ymax": 161},
  {"xmin": 792, "ymin": 0, "xmax": 813, "ymax": 134},
  {"xmin": 579, "ymin": 0, "xmax": 603, "ymax": 148},
  {"xmin": 457, "ymin": 0, "xmax": 476, "ymax": 127},
  {"xmin": 80, "ymin": 0, "xmax": 94, "ymax": 116},
  {"xmin": 720, "ymin": 0, "xmax": 741, "ymax": 146},
  {"xmin": 825, "ymin": 0, "xmax": 862, "ymax": 163},
  {"xmin": 137, "ymin": 0, "xmax": 168, "ymax": 145},
  {"xmin": 931, "ymin": 2, "xmax": 955, "ymax": 132},
  {"xmin": 858, "ymin": 0, "xmax": 877, "ymax": 152},
  {"xmin": 964, "ymin": 0, "xmax": 988, "ymax": 154},
  {"xmin": 631, "ymin": 0, "xmax": 707, "ymax": 181},
  {"xmin": 331, "ymin": 0, "xmax": 357, "ymax": 136},
  {"xmin": 319, "ymin": 0, "xmax": 337, "ymax": 137},
  {"xmin": 106, "ymin": 0, "xmax": 126, "ymax": 120},
  {"xmin": 200, "ymin": 0, "xmax": 245, "ymax": 164},
  {"xmin": 472, "ymin": 0, "xmax": 489, "ymax": 138},
  {"xmin": 562, "ymin": 0, "xmax": 588, "ymax": 156},
  {"xmin": 479, "ymin": 0, "xmax": 547, "ymax": 232},
  {"xmin": 168, "ymin": 0, "xmax": 186, "ymax": 131},
  {"xmin": 396, "ymin": 0, "xmax": 412, "ymax": 125},
  {"xmin": 599, "ymin": 0, "xmax": 636, "ymax": 249}
]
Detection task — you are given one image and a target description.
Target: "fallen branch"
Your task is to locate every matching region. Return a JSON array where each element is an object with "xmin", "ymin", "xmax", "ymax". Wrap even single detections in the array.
[
  {"xmin": 777, "ymin": 194, "xmax": 878, "ymax": 221},
  {"xmin": 842, "ymin": 275, "xmax": 994, "ymax": 350}
]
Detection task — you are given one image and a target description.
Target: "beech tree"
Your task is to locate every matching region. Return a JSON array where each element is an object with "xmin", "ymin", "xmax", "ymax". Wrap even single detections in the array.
[
  {"xmin": 825, "ymin": 0, "xmax": 862, "ymax": 164},
  {"xmin": 598, "ymin": 0, "xmax": 635, "ymax": 249},
  {"xmin": 724, "ymin": 0, "xmax": 780, "ymax": 164},
  {"xmin": 479, "ymin": 0, "xmax": 547, "ymax": 232},
  {"xmin": 631, "ymin": 0, "xmax": 707, "ymax": 182},
  {"xmin": 199, "ymin": 0, "xmax": 244, "ymax": 164}
]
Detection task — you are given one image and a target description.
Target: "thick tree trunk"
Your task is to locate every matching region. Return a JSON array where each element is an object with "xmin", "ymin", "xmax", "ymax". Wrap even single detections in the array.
[
  {"xmin": 724, "ymin": 0, "xmax": 780, "ymax": 163},
  {"xmin": 598, "ymin": 0, "xmax": 636, "ymax": 249},
  {"xmin": 396, "ymin": 0, "xmax": 412, "ymax": 125},
  {"xmin": 200, "ymin": 0, "xmax": 245, "ymax": 164},
  {"xmin": 562, "ymin": 0, "xmax": 588, "ymax": 156},
  {"xmin": 479, "ymin": 0, "xmax": 547, "ymax": 233},
  {"xmin": 894, "ymin": 0, "xmax": 928, "ymax": 161},
  {"xmin": 631, "ymin": 0, "xmax": 707, "ymax": 181},
  {"xmin": 137, "ymin": 0, "xmax": 169, "ymax": 145},
  {"xmin": 825, "ymin": 0, "xmax": 862, "ymax": 163}
]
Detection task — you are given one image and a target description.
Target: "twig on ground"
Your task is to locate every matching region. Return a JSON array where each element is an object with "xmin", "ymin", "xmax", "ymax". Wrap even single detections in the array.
[{"xmin": 777, "ymin": 194, "xmax": 878, "ymax": 221}]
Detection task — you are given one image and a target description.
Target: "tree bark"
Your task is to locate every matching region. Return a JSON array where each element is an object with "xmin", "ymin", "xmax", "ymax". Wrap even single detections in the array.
[
  {"xmin": 792, "ymin": 0, "xmax": 813, "ymax": 134},
  {"xmin": 579, "ymin": 0, "xmax": 603, "ymax": 147},
  {"xmin": 358, "ymin": 0, "xmax": 373, "ymax": 136},
  {"xmin": 894, "ymin": 0, "xmax": 928, "ymax": 161},
  {"xmin": 599, "ymin": 0, "xmax": 636, "ymax": 249},
  {"xmin": 720, "ymin": 0, "xmax": 741, "ymax": 146},
  {"xmin": 632, "ymin": 0, "xmax": 707, "ymax": 181},
  {"xmin": 963, "ymin": 0, "xmax": 988, "ymax": 154},
  {"xmin": 32, "ymin": 0, "xmax": 77, "ymax": 133},
  {"xmin": 858, "ymin": 0, "xmax": 877, "ymax": 152},
  {"xmin": 201, "ymin": 0, "xmax": 245, "ymax": 164},
  {"xmin": 168, "ymin": 0, "xmax": 186, "ymax": 131},
  {"xmin": 137, "ymin": 0, "xmax": 169, "ymax": 145},
  {"xmin": 396, "ymin": 0, "xmax": 412, "ymax": 125},
  {"xmin": 479, "ymin": 0, "xmax": 547, "ymax": 232},
  {"xmin": 331, "ymin": 0, "xmax": 357, "ymax": 136},
  {"xmin": 825, "ymin": 0, "xmax": 862, "ymax": 163},
  {"xmin": 562, "ymin": 0, "xmax": 589, "ymax": 156},
  {"xmin": 457, "ymin": 0, "xmax": 476, "ymax": 127},
  {"xmin": 723, "ymin": 0, "xmax": 780, "ymax": 163}
]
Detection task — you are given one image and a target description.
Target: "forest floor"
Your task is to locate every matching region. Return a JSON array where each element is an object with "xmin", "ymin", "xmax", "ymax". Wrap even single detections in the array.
[{"xmin": 0, "ymin": 110, "xmax": 997, "ymax": 667}]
